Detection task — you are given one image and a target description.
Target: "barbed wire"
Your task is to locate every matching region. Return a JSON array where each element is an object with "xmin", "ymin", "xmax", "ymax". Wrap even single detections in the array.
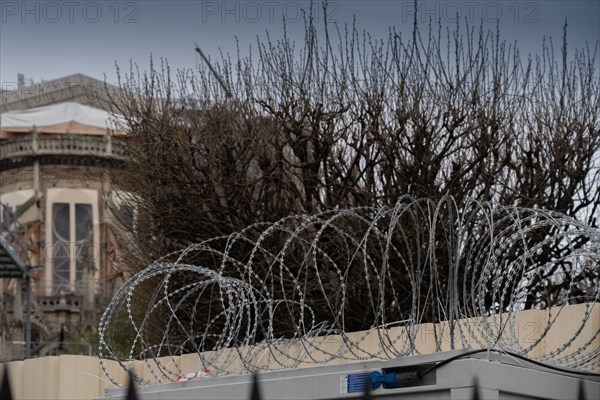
[{"xmin": 98, "ymin": 196, "xmax": 600, "ymax": 386}]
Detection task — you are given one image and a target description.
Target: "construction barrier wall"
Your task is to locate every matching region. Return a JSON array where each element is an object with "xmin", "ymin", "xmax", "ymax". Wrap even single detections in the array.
[{"xmin": 1, "ymin": 302, "xmax": 598, "ymax": 400}]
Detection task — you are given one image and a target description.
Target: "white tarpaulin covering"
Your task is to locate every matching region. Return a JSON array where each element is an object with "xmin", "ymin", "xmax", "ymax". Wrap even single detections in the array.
[{"xmin": 0, "ymin": 102, "xmax": 125, "ymax": 135}]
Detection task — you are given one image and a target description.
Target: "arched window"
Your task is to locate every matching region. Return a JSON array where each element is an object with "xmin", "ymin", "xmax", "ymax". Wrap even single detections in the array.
[{"xmin": 45, "ymin": 189, "xmax": 99, "ymax": 296}]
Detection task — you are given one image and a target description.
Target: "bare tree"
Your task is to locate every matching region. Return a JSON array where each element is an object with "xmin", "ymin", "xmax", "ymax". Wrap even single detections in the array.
[{"xmin": 105, "ymin": 5, "xmax": 599, "ymax": 340}]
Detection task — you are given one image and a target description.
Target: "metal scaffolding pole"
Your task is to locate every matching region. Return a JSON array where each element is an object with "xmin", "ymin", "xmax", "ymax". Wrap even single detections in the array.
[
  {"xmin": 25, "ymin": 272, "xmax": 32, "ymax": 359},
  {"xmin": 23, "ymin": 223, "xmax": 31, "ymax": 360}
]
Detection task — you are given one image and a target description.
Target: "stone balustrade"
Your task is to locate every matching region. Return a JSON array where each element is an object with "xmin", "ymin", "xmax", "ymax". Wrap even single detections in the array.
[{"xmin": 0, "ymin": 134, "xmax": 125, "ymax": 160}]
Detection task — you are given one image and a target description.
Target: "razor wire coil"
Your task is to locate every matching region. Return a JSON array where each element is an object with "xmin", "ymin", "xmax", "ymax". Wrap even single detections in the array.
[{"xmin": 98, "ymin": 196, "xmax": 600, "ymax": 386}]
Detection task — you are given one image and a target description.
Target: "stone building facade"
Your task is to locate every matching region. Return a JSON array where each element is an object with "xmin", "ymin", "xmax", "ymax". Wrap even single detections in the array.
[{"xmin": 0, "ymin": 74, "xmax": 127, "ymax": 360}]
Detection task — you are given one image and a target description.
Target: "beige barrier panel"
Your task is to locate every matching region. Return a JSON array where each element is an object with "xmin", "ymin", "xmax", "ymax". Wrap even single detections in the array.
[
  {"xmin": 307, "ymin": 334, "xmax": 355, "ymax": 367},
  {"xmin": 421, "ymin": 310, "xmax": 547, "ymax": 356},
  {"xmin": 3, "ymin": 302, "xmax": 599, "ymax": 398},
  {"xmin": 179, "ymin": 346, "xmax": 247, "ymax": 375},
  {"xmin": 408, "ymin": 323, "xmax": 438, "ymax": 355},
  {"xmin": 511, "ymin": 308, "xmax": 548, "ymax": 359},
  {"xmin": 186, "ymin": 349, "xmax": 220, "ymax": 374},
  {"xmin": 97, "ymin": 358, "xmax": 130, "ymax": 395},
  {"xmin": 542, "ymin": 303, "xmax": 600, "ymax": 370},
  {"xmin": 179, "ymin": 353, "xmax": 203, "ymax": 375},
  {"xmin": 257, "ymin": 339, "xmax": 312, "ymax": 370},
  {"xmin": 23, "ymin": 356, "xmax": 60, "ymax": 400},
  {"xmin": 344, "ymin": 329, "xmax": 388, "ymax": 359},
  {"xmin": 56, "ymin": 355, "xmax": 104, "ymax": 400},
  {"xmin": 213, "ymin": 346, "xmax": 249, "ymax": 373},
  {"xmin": 0, "ymin": 360, "xmax": 24, "ymax": 400},
  {"xmin": 139, "ymin": 355, "xmax": 181, "ymax": 383}
]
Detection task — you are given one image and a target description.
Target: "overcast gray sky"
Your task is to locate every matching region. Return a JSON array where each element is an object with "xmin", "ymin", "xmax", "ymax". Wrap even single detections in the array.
[{"xmin": 1, "ymin": 0, "xmax": 599, "ymax": 88}]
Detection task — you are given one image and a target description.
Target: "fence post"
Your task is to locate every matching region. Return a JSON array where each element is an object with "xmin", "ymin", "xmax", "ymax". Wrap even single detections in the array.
[
  {"xmin": 126, "ymin": 374, "xmax": 138, "ymax": 400},
  {"xmin": 1, "ymin": 367, "xmax": 14, "ymax": 400},
  {"xmin": 471, "ymin": 377, "xmax": 480, "ymax": 400},
  {"xmin": 578, "ymin": 380, "xmax": 586, "ymax": 400},
  {"xmin": 250, "ymin": 373, "xmax": 262, "ymax": 400}
]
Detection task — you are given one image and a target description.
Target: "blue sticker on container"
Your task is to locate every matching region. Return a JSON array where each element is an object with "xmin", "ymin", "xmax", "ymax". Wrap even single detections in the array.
[{"xmin": 340, "ymin": 373, "xmax": 370, "ymax": 394}]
